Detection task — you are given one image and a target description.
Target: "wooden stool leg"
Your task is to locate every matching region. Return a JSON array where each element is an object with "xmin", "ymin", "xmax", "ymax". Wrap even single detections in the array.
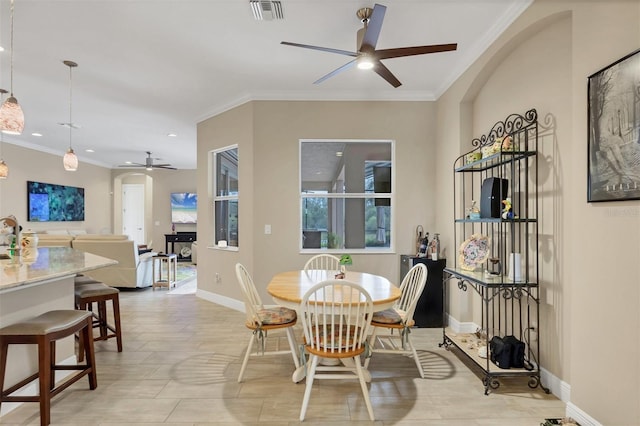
[
  {"xmin": 82, "ymin": 317, "xmax": 98, "ymax": 390},
  {"xmin": 0, "ymin": 340, "xmax": 8, "ymax": 412},
  {"xmin": 97, "ymin": 301, "xmax": 108, "ymax": 339},
  {"xmin": 112, "ymin": 294, "xmax": 123, "ymax": 352},
  {"xmin": 38, "ymin": 335, "xmax": 52, "ymax": 426},
  {"xmin": 77, "ymin": 300, "xmax": 87, "ymax": 362}
]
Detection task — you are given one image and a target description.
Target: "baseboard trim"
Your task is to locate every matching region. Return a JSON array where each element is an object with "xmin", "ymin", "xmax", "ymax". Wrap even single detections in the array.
[
  {"xmin": 196, "ymin": 288, "xmax": 244, "ymax": 312},
  {"xmin": 565, "ymin": 402, "xmax": 602, "ymax": 426}
]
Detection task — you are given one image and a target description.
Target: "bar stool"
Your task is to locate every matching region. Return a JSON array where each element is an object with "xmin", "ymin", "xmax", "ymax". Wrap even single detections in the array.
[
  {"xmin": 0, "ymin": 310, "xmax": 97, "ymax": 426},
  {"xmin": 74, "ymin": 282, "xmax": 123, "ymax": 361}
]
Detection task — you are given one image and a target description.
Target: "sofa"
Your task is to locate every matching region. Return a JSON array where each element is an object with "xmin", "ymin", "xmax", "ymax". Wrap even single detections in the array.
[
  {"xmin": 36, "ymin": 234, "xmax": 75, "ymax": 247},
  {"xmin": 70, "ymin": 234, "xmax": 155, "ymax": 288}
]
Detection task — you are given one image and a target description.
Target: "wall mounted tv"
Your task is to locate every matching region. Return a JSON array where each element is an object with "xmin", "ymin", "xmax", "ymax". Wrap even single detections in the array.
[
  {"xmin": 27, "ymin": 181, "xmax": 85, "ymax": 222},
  {"xmin": 171, "ymin": 192, "xmax": 197, "ymax": 224}
]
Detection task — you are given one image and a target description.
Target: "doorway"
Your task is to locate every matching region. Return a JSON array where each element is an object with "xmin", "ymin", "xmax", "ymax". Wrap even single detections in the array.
[{"xmin": 122, "ymin": 183, "xmax": 145, "ymax": 246}]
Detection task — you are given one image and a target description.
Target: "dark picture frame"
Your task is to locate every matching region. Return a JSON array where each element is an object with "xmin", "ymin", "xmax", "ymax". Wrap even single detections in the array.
[{"xmin": 588, "ymin": 49, "xmax": 640, "ymax": 202}]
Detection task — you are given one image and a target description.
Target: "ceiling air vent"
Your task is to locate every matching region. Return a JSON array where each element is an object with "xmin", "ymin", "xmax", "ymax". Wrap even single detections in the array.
[{"xmin": 250, "ymin": 0, "xmax": 284, "ymax": 21}]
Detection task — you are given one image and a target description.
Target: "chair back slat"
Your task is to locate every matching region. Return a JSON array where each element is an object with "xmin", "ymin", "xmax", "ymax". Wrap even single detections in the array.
[
  {"xmin": 301, "ymin": 279, "xmax": 373, "ymax": 355},
  {"xmin": 303, "ymin": 254, "xmax": 341, "ymax": 273},
  {"xmin": 235, "ymin": 263, "xmax": 264, "ymax": 326},
  {"xmin": 395, "ymin": 263, "xmax": 428, "ymax": 325}
]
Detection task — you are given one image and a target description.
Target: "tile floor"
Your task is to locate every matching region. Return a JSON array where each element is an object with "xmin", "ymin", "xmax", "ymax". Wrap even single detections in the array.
[{"xmin": 0, "ymin": 281, "xmax": 565, "ymax": 425}]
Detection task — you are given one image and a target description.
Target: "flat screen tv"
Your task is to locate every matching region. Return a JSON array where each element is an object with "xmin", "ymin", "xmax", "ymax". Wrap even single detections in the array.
[
  {"xmin": 27, "ymin": 181, "xmax": 85, "ymax": 222},
  {"xmin": 171, "ymin": 192, "xmax": 197, "ymax": 224}
]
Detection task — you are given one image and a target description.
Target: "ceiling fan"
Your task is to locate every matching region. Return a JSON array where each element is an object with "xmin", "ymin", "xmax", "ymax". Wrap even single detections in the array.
[
  {"xmin": 281, "ymin": 3, "xmax": 457, "ymax": 88},
  {"xmin": 118, "ymin": 151, "xmax": 177, "ymax": 170}
]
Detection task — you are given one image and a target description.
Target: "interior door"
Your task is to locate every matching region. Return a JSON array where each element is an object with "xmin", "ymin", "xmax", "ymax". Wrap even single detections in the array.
[{"xmin": 122, "ymin": 184, "xmax": 145, "ymax": 246}]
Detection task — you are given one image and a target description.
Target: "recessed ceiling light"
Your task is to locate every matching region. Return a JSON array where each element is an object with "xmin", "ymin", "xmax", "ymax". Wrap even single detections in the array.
[
  {"xmin": 167, "ymin": 133, "xmax": 177, "ymax": 137},
  {"xmin": 31, "ymin": 132, "xmax": 42, "ymax": 137},
  {"xmin": 0, "ymin": 46, "xmax": 4, "ymax": 52},
  {"xmin": 85, "ymin": 149, "xmax": 94, "ymax": 153},
  {"xmin": 125, "ymin": 161, "xmax": 133, "ymax": 165}
]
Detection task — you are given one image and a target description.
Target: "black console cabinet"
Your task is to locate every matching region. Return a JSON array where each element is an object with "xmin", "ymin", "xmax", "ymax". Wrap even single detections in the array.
[
  {"xmin": 400, "ymin": 255, "xmax": 446, "ymax": 327},
  {"xmin": 165, "ymin": 232, "xmax": 197, "ymax": 262}
]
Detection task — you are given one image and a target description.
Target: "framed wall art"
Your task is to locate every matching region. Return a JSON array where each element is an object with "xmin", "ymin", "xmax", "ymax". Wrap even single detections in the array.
[{"xmin": 587, "ymin": 49, "xmax": 640, "ymax": 202}]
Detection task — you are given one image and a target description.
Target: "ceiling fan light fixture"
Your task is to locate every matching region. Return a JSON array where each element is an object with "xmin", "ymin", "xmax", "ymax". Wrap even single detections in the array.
[{"xmin": 357, "ymin": 56, "xmax": 374, "ymax": 70}]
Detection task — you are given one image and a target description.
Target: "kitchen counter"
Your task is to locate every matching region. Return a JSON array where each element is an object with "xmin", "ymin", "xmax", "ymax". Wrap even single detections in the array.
[{"xmin": 0, "ymin": 246, "xmax": 118, "ymax": 293}]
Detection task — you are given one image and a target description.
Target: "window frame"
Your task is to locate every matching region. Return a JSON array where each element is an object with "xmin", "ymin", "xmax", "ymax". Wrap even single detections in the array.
[
  {"xmin": 211, "ymin": 145, "xmax": 239, "ymax": 251},
  {"xmin": 299, "ymin": 139, "xmax": 395, "ymax": 254}
]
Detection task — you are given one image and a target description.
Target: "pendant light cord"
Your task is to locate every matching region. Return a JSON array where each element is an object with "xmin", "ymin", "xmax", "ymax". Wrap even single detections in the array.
[
  {"xmin": 68, "ymin": 63, "xmax": 73, "ymax": 150},
  {"xmin": 9, "ymin": 0, "xmax": 15, "ymax": 96}
]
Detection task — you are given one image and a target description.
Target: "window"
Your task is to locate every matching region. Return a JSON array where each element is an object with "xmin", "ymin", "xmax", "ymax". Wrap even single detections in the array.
[
  {"xmin": 212, "ymin": 146, "xmax": 238, "ymax": 248},
  {"xmin": 300, "ymin": 140, "xmax": 393, "ymax": 252}
]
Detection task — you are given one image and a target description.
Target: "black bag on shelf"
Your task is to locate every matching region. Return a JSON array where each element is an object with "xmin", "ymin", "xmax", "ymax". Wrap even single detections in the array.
[
  {"xmin": 489, "ymin": 336, "xmax": 512, "ymax": 369},
  {"xmin": 489, "ymin": 335, "xmax": 529, "ymax": 369},
  {"xmin": 503, "ymin": 335, "xmax": 525, "ymax": 368}
]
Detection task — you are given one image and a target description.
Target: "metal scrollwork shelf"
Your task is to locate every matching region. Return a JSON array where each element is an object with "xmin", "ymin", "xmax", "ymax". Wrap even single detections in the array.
[{"xmin": 439, "ymin": 108, "xmax": 549, "ymax": 395}]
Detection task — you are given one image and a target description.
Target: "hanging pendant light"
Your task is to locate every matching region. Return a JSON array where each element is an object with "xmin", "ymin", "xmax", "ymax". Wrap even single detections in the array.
[
  {"xmin": 0, "ymin": 0, "xmax": 25, "ymax": 135},
  {"xmin": 0, "ymin": 89, "xmax": 9, "ymax": 179},
  {"xmin": 63, "ymin": 60, "xmax": 78, "ymax": 171}
]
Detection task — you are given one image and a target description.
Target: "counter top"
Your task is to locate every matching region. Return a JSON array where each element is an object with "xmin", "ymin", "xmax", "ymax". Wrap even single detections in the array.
[{"xmin": 0, "ymin": 246, "xmax": 118, "ymax": 293}]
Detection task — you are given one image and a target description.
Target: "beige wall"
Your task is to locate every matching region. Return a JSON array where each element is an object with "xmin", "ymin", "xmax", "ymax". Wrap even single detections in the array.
[
  {"xmin": 0, "ymin": 143, "xmax": 112, "ymax": 233},
  {"xmin": 436, "ymin": 0, "xmax": 640, "ymax": 424},
  {"xmin": 196, "ymin": 101, "xmax": 438, "ymax": 304}
]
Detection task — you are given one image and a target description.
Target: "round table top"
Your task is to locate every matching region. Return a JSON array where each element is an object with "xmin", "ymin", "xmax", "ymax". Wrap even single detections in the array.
[{"xmin": 267, "ymin": 269, "xmax": 400, "ymax": 308}]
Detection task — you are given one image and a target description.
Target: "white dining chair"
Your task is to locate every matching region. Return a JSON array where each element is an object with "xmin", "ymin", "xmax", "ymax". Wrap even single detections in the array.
[
  {"xmin": 299, "ymin": 279, "xmax": 375, "ymax": 421},
  {"xmin": 235, "ymin": 263, "xmax": 301, "ymax": 382},
  {"xmin": 303, "ymin": 254, "xmax": 340, "ymax": 273},
  {"xmin": 364, "ymin": 262, "xmax": 428, "ymax": 378}
]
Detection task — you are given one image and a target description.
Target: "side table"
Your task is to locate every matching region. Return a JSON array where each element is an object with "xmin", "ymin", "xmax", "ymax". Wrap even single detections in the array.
[{"xmin": 152, "ymin": 254, "xmax": 178, "ymax": 290}]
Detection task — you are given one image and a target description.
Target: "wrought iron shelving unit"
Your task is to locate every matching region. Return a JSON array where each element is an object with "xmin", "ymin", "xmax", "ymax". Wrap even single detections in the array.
[{"xmin": 441, "ymin": 109, "xmax": 549, "ymax": 395}]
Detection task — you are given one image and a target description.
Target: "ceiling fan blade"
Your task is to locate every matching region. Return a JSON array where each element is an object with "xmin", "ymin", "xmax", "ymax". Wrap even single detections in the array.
[
  {"xmin": 376, "ymin": 43, "xmax": 457, "ymax": 60},
  {"xmin": 281, "ymin": 41, "xmax": 357, "ymax": 58},
  {"xmin": 313, "ymin": 59, "xmax": 358, "ymax": 84},
  {"xmin": 118, "ymin": 163, "xmax": 146, "ymax": 168},
  {"xmin": 372, "ymin": 60, "xmax": 402, "ymax": 88},
  {"xmin": 360, "ymin": 3, "xmax": 386, "ymax": 53},
  {"xmin": 159, "ymin": 166, "xmax": 177, "ymax": 170},
  {"xmin": 152, "ymin": 163, "xmax": 172, "ymax": 167}
]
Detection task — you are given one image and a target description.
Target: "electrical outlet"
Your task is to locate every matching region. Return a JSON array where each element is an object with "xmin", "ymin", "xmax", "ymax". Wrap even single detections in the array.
[{"xmin": 215, "ymin": 273, "xmax": 221, "ymax": 284}]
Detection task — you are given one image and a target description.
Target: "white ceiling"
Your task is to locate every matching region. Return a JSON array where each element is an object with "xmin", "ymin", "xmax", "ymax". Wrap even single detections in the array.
[{"xmin": 0, "ymin": 0, "xmax": 531, "ymax": 170}]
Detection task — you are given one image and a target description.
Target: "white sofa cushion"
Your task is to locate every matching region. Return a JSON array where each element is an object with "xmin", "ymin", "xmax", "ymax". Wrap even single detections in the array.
[{"xmin": 72, "ymin": 236, "xmax": 154, "ymax": 288}]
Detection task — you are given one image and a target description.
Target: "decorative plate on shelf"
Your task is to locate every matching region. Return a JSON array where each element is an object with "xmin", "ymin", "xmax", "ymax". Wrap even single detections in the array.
[
  {"xmin": 180, "ymin": 246, "xmax": 192, "ymax": 258},
  {"xmin": 458, "ymin": 234, "xmax": 490, "ymax": 271}
]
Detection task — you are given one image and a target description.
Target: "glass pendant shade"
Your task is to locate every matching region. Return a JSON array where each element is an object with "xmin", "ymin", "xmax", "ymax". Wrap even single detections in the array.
[
  {"xmin": 63, "ymin": 148, "xmax": 78, "ymax": 171},
  {"xmin": 0, "ymin": 159, "xmax": 8, "ymax": 178},
  {"xmin": 0, "ymin": 96, "xmax": 24, "ymax": 135}
]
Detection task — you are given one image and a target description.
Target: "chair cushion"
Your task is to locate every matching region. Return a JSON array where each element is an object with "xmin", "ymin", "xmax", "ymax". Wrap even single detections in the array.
[
  {"xmin": 256, "ymin": 307, "xmax": 297, "ymax": 325},
  {"xmin": 371, "ymin": 308, "xmax": 406, "ymax": 324}
]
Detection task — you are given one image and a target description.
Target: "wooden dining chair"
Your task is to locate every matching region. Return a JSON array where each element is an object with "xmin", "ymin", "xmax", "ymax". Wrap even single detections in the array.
[
  {"xmin": 235, "ymin": 263, "xmax": 300, "ymax": 382},
  {"xmin": 299, "ymin": 279, "xmax": 375, "ymax": 421},
  {"xmin": 303, "ymin": 254, "xmax": 340, "ymax": 273},
  {"xmin": 364, "ymin": 262, "xmax": 428, "ymax": 378}
]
